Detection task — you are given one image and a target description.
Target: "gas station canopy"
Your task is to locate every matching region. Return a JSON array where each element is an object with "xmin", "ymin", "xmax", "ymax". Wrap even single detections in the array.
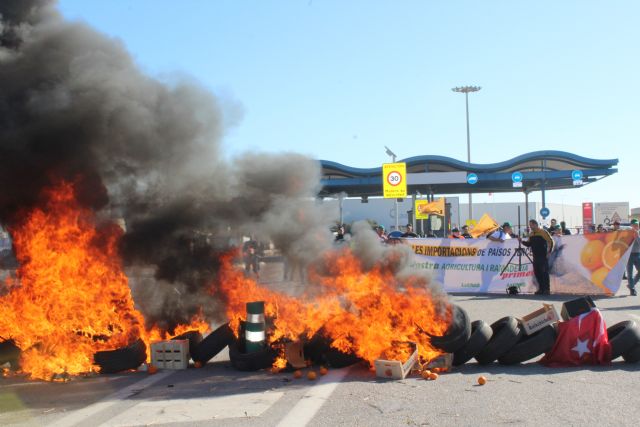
[{"xmin": 318, "ymin": 150, "xmax": 618, "ymax": 198}]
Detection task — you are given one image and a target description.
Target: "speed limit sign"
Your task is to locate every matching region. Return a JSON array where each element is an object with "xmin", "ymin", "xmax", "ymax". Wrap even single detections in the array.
[
  {"xmin": 383, "ymin": 163, "xmax": 407, "ymax": 198},
  {"xmin": 386, "ymin": 170, "xmax": 403, "ymax": 186}
]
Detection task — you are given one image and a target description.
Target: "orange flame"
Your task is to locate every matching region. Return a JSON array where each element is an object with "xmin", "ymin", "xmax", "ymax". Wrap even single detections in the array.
[
  {"xmin": 214, "ymin": 248, "xmax": 450, "ymax": 366},
  {"xmin": 0, "ymin": 182, "xmax": 206, "ymax": 380}
]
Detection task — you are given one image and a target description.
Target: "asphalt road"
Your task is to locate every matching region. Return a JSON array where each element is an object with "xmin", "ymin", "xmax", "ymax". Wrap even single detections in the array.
[{"xmin": 2, "ymin": 290, "xmax": 640, "ymax": 426}]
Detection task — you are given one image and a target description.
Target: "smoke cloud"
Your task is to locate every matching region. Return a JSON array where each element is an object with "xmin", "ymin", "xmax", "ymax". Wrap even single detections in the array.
[
  {"xmin": 0, "ymin": 1, "xmax": 337, "ymax": 328},
  {"xmin": 0, "ymin": 1, "xmax": 442, "ymax": 331}
]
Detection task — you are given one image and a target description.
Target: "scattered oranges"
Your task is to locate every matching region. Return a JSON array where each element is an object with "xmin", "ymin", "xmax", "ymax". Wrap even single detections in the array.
[
  {"xmin": 428, "ymin": 372, "xmax": 439, "ymax": 381},
  {"xmin": 478, "ymin": 376, "xmax": 487, "ymax": 385},
  {"xmin": 293, "ymin": 370, "xmax": 302, "ymax": 379},
  {"xmin": 148, "ymin": 364, "xmax": 158, "ymax": 375},
  {"xmin": 307, "ymin": 371, "xmax": 317, "ymax": 380},
  {"xmin": 421, "ymin": 370, "xmax": 432, "ymax": 379},
  {"xmin": 194, "ymin": 361, "xmax": 203, "ymax": 369},
  {"xmin": 319, "ymin": 366, "xmax": 328, "ymax": 376}
]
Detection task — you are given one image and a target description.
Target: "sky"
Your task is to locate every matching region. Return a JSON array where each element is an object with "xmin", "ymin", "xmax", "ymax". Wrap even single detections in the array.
[{"xmin": 56, "ymin": 0, "xmax": 640, "ymax": 211}]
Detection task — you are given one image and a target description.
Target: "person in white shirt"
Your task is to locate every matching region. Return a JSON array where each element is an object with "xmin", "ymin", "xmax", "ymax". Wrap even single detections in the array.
[{"xmin": 487, "ymin": 222, "xmax": 513, "ymax": 242}]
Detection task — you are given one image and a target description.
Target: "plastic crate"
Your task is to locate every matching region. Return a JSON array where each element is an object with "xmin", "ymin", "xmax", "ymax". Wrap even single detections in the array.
[{"xmin": 151, "ymin": 340, "xmax": 189, "ymax": 370}]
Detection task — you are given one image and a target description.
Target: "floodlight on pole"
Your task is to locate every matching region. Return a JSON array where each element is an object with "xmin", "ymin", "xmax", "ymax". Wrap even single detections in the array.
[
  {"xmin": 452, "ymin": 85, "xmax": 481, "ymax": 222},
  {"xmin": 384, "ymin": 146, "xmax": 399, "ymax": 230}
]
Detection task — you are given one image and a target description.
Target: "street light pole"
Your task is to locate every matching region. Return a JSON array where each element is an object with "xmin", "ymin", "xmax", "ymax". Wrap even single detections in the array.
[
  {"xmin": 384, "ymin": 145, "xmax": 399, "ymax": 231},
  {"xmin": 452, "ymin": 85, "xmax": 481, "ymax": 223}
]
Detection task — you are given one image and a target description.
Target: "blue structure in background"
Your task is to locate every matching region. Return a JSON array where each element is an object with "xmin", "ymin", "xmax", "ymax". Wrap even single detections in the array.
[{"xmin": 318, "ymin": 150, "xmax": 617, "ymax": 198}]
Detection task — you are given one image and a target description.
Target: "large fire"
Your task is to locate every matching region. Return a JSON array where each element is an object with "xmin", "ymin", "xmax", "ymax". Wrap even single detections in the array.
[
  {"xmin": 0, "ymin": 180, "xmax": 449, "ymax": 379},
  {"xmin": 0, "ymin": 182, "xmax": 206, "ymax": 380},
  {"xmin": 215, "ymin": 249, "xmax": 450, "ymax": 366}
]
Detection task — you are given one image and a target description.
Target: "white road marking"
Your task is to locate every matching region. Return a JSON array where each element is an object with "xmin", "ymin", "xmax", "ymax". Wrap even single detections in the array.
[
  {"xmin": 98, "ymin": 391, "xmax": 284, "ymax": 426},
  {"xmin": 48, "ymin": 371, "xmax": 175, "ymax": 427},
  {"xmin": 276, "ymin": 367, "xmax": 350, "ymax": 427}
]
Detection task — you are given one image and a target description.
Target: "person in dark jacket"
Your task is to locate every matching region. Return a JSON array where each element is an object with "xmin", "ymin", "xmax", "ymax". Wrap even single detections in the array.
[{"xmin": 519, "ymin": 219, "xmax": 555, "ymax": 295}]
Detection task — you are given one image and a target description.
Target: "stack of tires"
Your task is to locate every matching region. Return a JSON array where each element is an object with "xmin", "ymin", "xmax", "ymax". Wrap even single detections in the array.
[{"xmin": 429, "ymin": 305, "xmax": 640, "ymax": 366}]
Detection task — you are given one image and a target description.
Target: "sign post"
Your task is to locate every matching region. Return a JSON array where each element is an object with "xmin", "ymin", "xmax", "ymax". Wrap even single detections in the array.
[
  {"xmin": 383, "ymin": 162, "xmax": 407, "ymax": 230},
  {"xmin": 512, "ymin": 171, "xmax": 523, "ymax": 188},
  {"xmin": 572, "ymin": 170, "xmax": 584, "ymax": 186},
  {"xmin": 540, "ymin": 207, "xmax": 550, "ymax": 219}
]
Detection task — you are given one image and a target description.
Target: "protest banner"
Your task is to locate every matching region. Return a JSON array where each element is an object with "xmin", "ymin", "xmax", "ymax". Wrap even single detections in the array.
[{"xmin": 407, "ymin": 231, "xmax": 634, "ymax": 295}]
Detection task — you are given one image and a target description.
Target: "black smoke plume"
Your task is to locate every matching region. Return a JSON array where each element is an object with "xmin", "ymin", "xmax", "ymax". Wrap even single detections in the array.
[{"xmin": 0, "ymin": 1, "xmax": 334, "ymax": 329}]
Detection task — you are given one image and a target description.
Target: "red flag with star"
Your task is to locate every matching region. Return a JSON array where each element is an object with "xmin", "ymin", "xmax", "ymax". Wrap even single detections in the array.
[{"xmin": 540, "ymin": 309, "xmax": 611, "ymax": 366}]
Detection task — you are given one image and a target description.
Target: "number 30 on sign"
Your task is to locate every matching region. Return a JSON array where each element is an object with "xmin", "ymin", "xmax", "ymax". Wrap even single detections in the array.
[{"xmin": 383, "ymin": 162, "xmax": 407, "ymax": 198}]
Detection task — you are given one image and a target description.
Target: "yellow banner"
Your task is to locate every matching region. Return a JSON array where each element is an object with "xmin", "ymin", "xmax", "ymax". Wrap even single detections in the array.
[
  {"xmin": 382, "ymin": 162, "xmax": 407, "ymax": 198},
  {"xmin": 469, "ymin": 213, "xmax": 499, "ymax": 238},
  {"xmin": 415, "ymin": 198, "xmax": 445, "ymax": 219}
]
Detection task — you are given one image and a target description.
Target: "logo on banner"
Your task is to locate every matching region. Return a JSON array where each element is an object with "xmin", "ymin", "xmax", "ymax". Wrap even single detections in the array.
[
  {"xmin": 383, "ymin": 163, "xmax": 407, "ymax": 198},
  {"xmin": 467, "ymin": 173, "xmax": 478, "ymax": 185}
]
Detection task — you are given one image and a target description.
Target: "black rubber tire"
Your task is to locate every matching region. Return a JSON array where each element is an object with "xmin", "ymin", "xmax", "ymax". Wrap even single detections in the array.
[
  {"xmin": 428, "ymin": 305, "xmax": 471, "ymax": 354},
  {"xmin": 303, "ymin": 330, "xmax": 362, "ymax": 368},
  {"xmin": 172, "ymin": 330, "xmax": 203, "ymax": 360},
  {"xmin": 228, "ymin": 339, "xmax": 276, "ymax": 371},
  {"xmin": 453, "ymin": 320, "xmax": 493, "ymax": 366},
  {"xmin": 191, "ymin": 323, "xmax": 235, "ymax": 365},
  {"xmin": 475, "ymin": 316, "xmax": 523, "ymax": 365},
  {"xmin": 607, "ymin": 320, "xmax": 640, "ymax": 360},
  {"xmin": 622, "ymin": 343, "xmax": 640, "ymax": 363},
  {"xmin": 498, "ymin": 324, "xmax": 558, "ymax": 365},
  {"xmin": 0, "ymin": 339, "xmax": 21, "ymax": 370},
  {"xmin": 324, "ymin": 348, "xmax": 362, "ymax": 368},
  {"xmin": 94, "ymin": 339, "xmax": 147, "ymax": 374}
]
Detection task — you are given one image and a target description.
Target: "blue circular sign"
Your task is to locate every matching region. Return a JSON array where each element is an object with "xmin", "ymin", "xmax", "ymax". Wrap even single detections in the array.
[
  {"xmin": 467, "ymin": 173, "xmax": 478, "ymax": 185},
  {"xmin": 511, "ymin": 171, "xmax": 523, "ymax": 183},
  {"xmin": 571, "ymin": 170, "xmax": 583, "ymax": 181},
  {"xmin": 540, "ymin": 207, "xmax": 550, "ymax": 218}
]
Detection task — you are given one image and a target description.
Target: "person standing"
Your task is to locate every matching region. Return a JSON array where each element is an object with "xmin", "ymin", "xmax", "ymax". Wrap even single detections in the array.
[
  {"xmin": 449, "ymin": 227, "xmax": 465, "ymax": 239},
  {"xmin": 519, "ymin": 219, "xmax": 555, "ymax": 295},
  {"xmin": 401, "ymin": 224, "xmax": 418, "ymax": 238},
  {"xmin": 560, "ymin": 221, "xmax": 571, "ymax": 235},
  {"xmin": 243, "ymin": 236, "xmax": 261, "ymax": 278},
  {"xmin": 461, "ymin": 225, "xmax": 472, "ymax": 238},
  {"xmin": 626, "ymin": 219, "xmax": 640, "ymax": 296},
  {"xmin": 487, "ymin": 222, "xmax": 514, "ymax": 242},
  {"xmin": 374, "ymin": 225, "xmax": 387, "ymax": 243}
]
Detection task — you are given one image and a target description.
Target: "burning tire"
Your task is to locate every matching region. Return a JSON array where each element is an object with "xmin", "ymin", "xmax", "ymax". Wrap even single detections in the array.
[
  {"xmin": 475, "ymin": 316, "xmax": 522, "ymax": 365},
  {"xmin": 191, "ymin": 323, "xmax": 234, "ymax": 364},
  {"xmin": 452, "ymin": 320, "xmax": 492, "ymax": 366},
  {"xmin": 93, "ymin": 338, "xmax": 147, "ymax": 374},
  {"xmin": 303, "ymin": 330, "xmax": 362, "ymax": 368},
  {"xmin": 607, "ymin": 320, "xmax": 640, "ymax": 360},
  {"xmin": 497, "ymin": 324, "xmax": 557, "ymax": 365},
  {"xmin": 0, "ymin": 339, "xmax": 21, "ymax": 370},
  {"xmin": 428, "ymin": 305, "xmax": 471, "ymax": 354},
  {"xmin": 228, "ymin": 339, "xmax": 277, "ymax": 371}
]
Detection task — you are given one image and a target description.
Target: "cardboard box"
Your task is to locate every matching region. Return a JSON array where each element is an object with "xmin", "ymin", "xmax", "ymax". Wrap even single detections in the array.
[
  {"xmin": 374, "ymin": 342, "xmax": 417, "ymax": 380},
  {"xmin": 151, "ymin": 340, "xmax": 189, "ymax": 370},
  {"xmin": 520, "ymin": 304, "xmax": 560, "ymax": 335},
  {"xmin": 561, "ymin": 297, "xmax": 596, "ymax": 321},
  {"xmin": 426, "ymin": 353, "xmax": 453, "ymax": 371},
  {"xmin": 284, "ymin": 341, "xmax": 306, "ymax": 369}
]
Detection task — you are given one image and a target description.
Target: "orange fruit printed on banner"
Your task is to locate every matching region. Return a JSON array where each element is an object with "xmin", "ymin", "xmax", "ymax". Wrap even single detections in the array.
[
  {"xmin": 602, "ymin": 241, "xmax": 629, "ymax": 270},
  {"xmin": 591, "ymin": 267, "xmax": 610, "ymax": 288},
  {"xmin": 581, "ymin": 240, "xmax": 605, "ymax": 270}
]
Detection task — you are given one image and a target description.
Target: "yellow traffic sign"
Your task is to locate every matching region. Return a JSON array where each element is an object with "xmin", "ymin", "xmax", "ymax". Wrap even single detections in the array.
[{"xmin": 383, "ymin": 162, "xmax": 406, "ymax": 198}]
